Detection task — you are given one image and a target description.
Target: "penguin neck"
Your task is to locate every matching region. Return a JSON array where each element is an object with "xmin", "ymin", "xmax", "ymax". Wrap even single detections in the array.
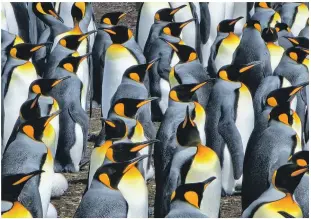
[
  {"xmin": 168, "ymin": 100, "xmax": 191, "ymax": 108},
  {"xmin": 130, "ymin": 120, "xmax": 146, "ymax": 142},
  {"xmin": 1, "ymin": 201, "xmax": 32, "ymax": 218},
  {"xmin": 160, "ymin": 33, "xmax": 181, "ymax": 43},
  {"xmin": 98, "ymin": 23, "xmax": 113, "ymax": 29},
  {"xmin": 50, "ymin": 23, "xmax": 71, "ymax": 39}
]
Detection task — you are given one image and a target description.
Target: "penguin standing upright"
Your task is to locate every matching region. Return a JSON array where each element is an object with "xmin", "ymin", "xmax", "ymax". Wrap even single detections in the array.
[
  {"xmin": 275, "ymin": 22, "xmax": 295, "ymax": 50},
  {"xmin": 261, "ymin": 27, "xmax": 285, "ymax": 72},
  {"xmin": 166, "ymin": 177, "xmax": 216, "ymax": 218},
  {"xmin": 205, "ymin": 62, "xmax": 260, "ymax": 196},
  {"xmin": 49, "ymin": 55, "xmax": 90, "ymax": 173},
  {"xmin": 2, "ymin": 170, "xmax": 43, "ymax": 218},
  {"xmin": 242, "ymin": 162, "xmax": 308, "ymax": 217},
  {"xmin": 242, "ymin": 103, "xmax": 302, "ymax": 210},
  {"xmin": 92, "ymin": 12, "xmax": 127, "ymax": 105},
  {"xmin": 280, "ymin": 3, "xmax": 309, "ymax": 36},
  {"xmin": 251, "ymin": 2, "xmax": 281, "ymax": 29},
  {"xmin": 75, "ymin": 156, "xmax": 149, "ymax": 218},
  {"xmin": 208, "ymin": 16, "xmax": 243, "ymax": 77},
  {"xmin": 143, "ymin": 5, "xmax": 187, "ymax": 55},
  {"xmin": 145, "ymin": 20, "xmax": 194, "ymax": 120},
  {"xmin": 299, "ymin": 18, "xmax": 309, "ymax": 38},
  {"xmin": 232, "ymin": 20, "xmax": 272, "ymax": 96},
  {"xmin": 3, "ymin": 113, "xmax": 60, "ymax": 217},
  {"xmin": 101, "ymin": 25, "xmax": 146, "ymax": 118},
  {"xmin": 136, "ymin": 2, "xmax": 170, "ymax": 50},
  {"xmin": 2, "ymin": 43, "xmax": 48, "ymax": 147}
]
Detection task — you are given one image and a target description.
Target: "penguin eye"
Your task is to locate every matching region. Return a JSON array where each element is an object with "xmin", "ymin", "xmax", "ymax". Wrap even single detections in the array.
[
  {"xmin": 278, "ymin": 113, "xmax": 289, "ymax": 125},
  {"xmin": 63, "ymin": 63, "xmax": 74, "ymax": 72},
  {"xmin": 103, "ymin": 18, "xmax": 112, "ymax": 25},
  {"xmin": 289, "ymin": 52, "xmax": 298, "ymax": 61},
  {"xmin": 36, "ymin": 2, "xmax": 47, "ymax": 15},
  {"xmin": 12, "ymin": 174, "xmax": 35, "ymax": 186},
  {"xmin": 267, "ymin": 97, "xmax": 278, "ymax": 107},
  {"xmin": 129, "ymin": 73, "xmax": 140, "ymax": 82},
  {"xmin": 184, "ymin": 191, "xmax": 199, "ymax": 208},
  {"xmin": 163, "ymin": 27, "xmax": 172, "ymax": 35},
  {"xmin": 32, "ymin": 85, "xmax": 41, "ymax": 94}
]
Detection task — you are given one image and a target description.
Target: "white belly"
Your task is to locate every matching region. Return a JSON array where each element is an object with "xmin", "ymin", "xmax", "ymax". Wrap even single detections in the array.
[
  {"xmin": 281, "ymin": 78, "xmax": 297, "ymax": 110},
  {"xmin": 88, "ymin": 147, "xmax": 107, "ymax": 188},
  {"xmin": 170, "ymin": 52, "xmax": 179, "ymax": 67},
  {"xmin": 3, "ymin": 63, "xmax": 38, "ymax": 146},
  {"xmin": 221, "ymin": 145, "xmax": 236, "ymax": 195},
  {"xmin": 291, "ymin": 4, "xmax": 309, "ymax": 36},
  {"xmin": 159, "ymin": 78, "xmax": 170, "ymax": 115},
  {"xmin": 171, "ymin": 3, "xmax": 196, "ymax": 49},
  {"xmin": 49, "ymin": 108, "xmax": 60, "ymax": 158},
  {"xmin": 131, "ymin": 131, "xmax": 149, "ymax": 179},
  {"xmin": 214, "ymin": 45, "xmax": 236, "ymax": 72},
  {"xmin": 69, "ymin": 123, "xmax": 84, "ymax": 172},
  {"xmin": 77, "ymin": 39, "xmax": 89, "ymax": 110},
  {"xmin": 137, "ymin": 2, "xmax": 170, "ymax": 50},
  {"xmin": 102, "ymin": 45, "xmax": 138, "ymax": 118}
]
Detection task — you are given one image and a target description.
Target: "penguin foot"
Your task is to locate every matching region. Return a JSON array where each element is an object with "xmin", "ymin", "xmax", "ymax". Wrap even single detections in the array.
[
  {"xmin": 63, "ymin": 163, "xmax": 79, "ymax": 173},
  {"xmin": 51, "ymin": 173, "xmax": 68, "ymax": 198},
  {"xmin": 88, "ymin": 133, "xmax": 97, "ymax": 142},
  {"xmin": 54, "ymin": 161, "xmax": 63, "ymax": 173},
  {"xmin": 46, "ymin": 203, "xmax": 58, "ymax": 218}
]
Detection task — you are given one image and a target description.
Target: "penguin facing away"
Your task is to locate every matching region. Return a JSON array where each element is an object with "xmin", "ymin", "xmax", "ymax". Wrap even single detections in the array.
[
  {"xmin": 75, "ymin": 156, "xmax": 148, "ymax": 218},
  {"xmin": 165, "ymin": 177, "xmax": 216, "ymax": 218},
  {"xmin": 251, "ymin": 2, "xmax": 281, "ymax": 29},
  {"xmin": 275, "ymin": 22, "xmax": 295, "ymax": 50},
  {"xmin": 299, "ymin": 18, "xmax": 309, "ymax": 38}
]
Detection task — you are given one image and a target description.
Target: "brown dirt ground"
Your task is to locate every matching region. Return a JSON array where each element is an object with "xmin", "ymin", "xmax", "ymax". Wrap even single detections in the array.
[{"xmin": 51, "ymin": 3, "xmax": 242, "ymax": 218}]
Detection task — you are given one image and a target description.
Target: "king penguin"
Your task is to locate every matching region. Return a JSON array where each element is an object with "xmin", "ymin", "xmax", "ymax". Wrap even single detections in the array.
[
  {"xmin": 208, "ymin": 16, "xmax": 243, "ymax": 77},
  {"xmin": 261, "ymin": 27, "xmax": 285, "ymax": 72},
  {"xmin": 299, "ymin": 18, "xmax": 309, "ymax": 38},
  {"xmin": 275, "ymin": 22, "xmax": 295, "ymax": 50},
  {"xmin": 205, "ymin": 62, "xmax": 261, "ymax": 196},
  {"xmin": 136, "ymin": 2, "xmax": 170, "ymax": 50},
  {"xmin": 50, "ymin": 55, "xmax": 90, "ymax": 173},
  {"xmin": 2, "ymin": 112, "xmax": 60, "ymax": 217},
  {"xmin": 75, "ymin": 156, "xmax": 149, "ymax": 218},
  {"xmin": 251, "ymin": 2, "xmax": 281, "ymax": 29},
  {"xmin": 2, "ymin": 170, "xmax": 43, "ymax": 218},
  {"xmin": 242, "ymin": 103, "xmax": 303, "ymax": 210},
  {"xmin": 279, "ymin": 3, "xmax": 309, "ymax": 36},
  {"xmin": 242, "ymin": 162, "xmax": 308, "ymax": 217},
  {"xmin": 232, "ymin": 20, "xmax": 272, "ymax": 96},
  {"xmin": 100, "ymin": 25, "xmax": 146, "ymax": 118},
  {"xmin": 2, "ymin": 42, "xmax": 48, "ymax": 147},
  {"xmin": 92, "ymin": 11, "xmax": 127, "ymax": 105},
  {"xmin": 166, "ymin": 177, "xmax": 216, "ymax": 218}
]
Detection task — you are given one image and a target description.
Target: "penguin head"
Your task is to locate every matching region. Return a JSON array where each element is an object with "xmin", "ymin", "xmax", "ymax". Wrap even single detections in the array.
[
  {"xmin": 255, "ymin": 2, "xmax": 272, "ymax": 9},
  {"xmin": 288, "ymin": 151, "xmax": 309, "ymax": 171},
  {"xmin": 268, "ymin": 103, "xmax": 294, "ymax": 126},
  {"xmin": 266, "ymin": 82, "xmax": 309, "ymax": 107},
  {"xmin": 162, "ymin": 39, "xmax": 198, "ymax": 62},
  {"xmin": 101, "ymin": 26, "xmax": 133, "ymax": 44},
  {"xmin": 261, "ymin": 27, "xmax": 278, "ymax": 43},
  {"xmin": 19, "ymin": 94, "xmax": 41, "ymax": 120},
  {"xmin": 29, "ymin": 76, "xmax": 71, "ymax": 96},
  {"xmin": 100, "ymin": 12, "xmax": 126, "ymax": 25},
  {"xmin": 9, "ymin": 43, "xmax": 50, "ymax": 60},
  {"xmin": 217, "ymin": 17, "xmax": 243, "ymax": 33},
  {"xmin": 154, "ymin": 5, "xmax": 186, "ymax": 22},
  {"xmin": 58, "ymin": 53, "xmax": 91, "ymax": 73},
  {"xmin": 176, "ymin": 106, "xmax": 201, "ymax": 146},
  {"xmin": 58, "ymin": 30, "xmax": 97, "ymax": 50},
  {"xmin": 275, "ymin": 22, "xmax": 291, "ymax": 33},
  {"xmin": 170, "ymin": 176, "xmax": 216, "ymax": 208},
  {"xmin": 106, "ymin": 139, "xmax": 159, "ymax": 162},
  {"xmin": 19, "ymin": 110, "xmax": 61, "ymax": 141},
  {"xmin": 169, "ymin": 80, "xmax": 213, "ymax": 102},
  {"xmin": 218, "ymin": 61, "xmax": 262, "ymax": 82},
  {"xmin": 284, "ymin": 36, "xmax": 309, "ymax": 50},
  {"xmin": 71, "ymin": 2, "xmax": 88, "ymax": 24},
  {"xmin": 2, "ymin": 170, "xmax": 43, "ymax": 202},
  {"xmin": 112, "ymin": 97, "xmax": 158, "ymax": 118},
  {"xmin": 162, "ymin": 19, "xmax": 195, "ymax": 37},
  {"xmin": 243, "ymin": 19, "xmax": 262, "ymax": 33},
  {"xmin": 32, "ymin": 2, "xmax": 64, "ymax": 24},
  {"xmin": 285, "ymin": 47, "xmax": 309, "ymax": 64},
  {"xmin": 272, "ymin": 163, "xmax": 308, "ymax": 194},
  {"xmin": 94, "ymin": 155, "xmax": 148, "ymax": 189},
  {"xmin": 123, "ymin": 58, "xmax": 160, "ymax": 83},
  {"xmin": 101, "ymin": 118, "xmax": 128, "ymax": 140}
]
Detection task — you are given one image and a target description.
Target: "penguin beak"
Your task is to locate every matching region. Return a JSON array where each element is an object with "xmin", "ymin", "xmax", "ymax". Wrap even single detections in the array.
[
  {"xmin": 30, "ymin": 94, "xmax": 41, "ymax": 109},
  {"xmin": 102, "ymin": 118, "xmax": 116, "ymax": 128},
  {"xmin": 44, "ymin": 110, "xmax": 61, "ymax": 128},
  {"xmin": 12, "ymin": 170, "xmax": 44, "ymax": 186},
  {"xmin": 291, "ymin": 165, "xmax": 309, "ymax": 177},
  {"xmin": 102, "ymin": 28, "xmax": 117, "ymax": 35},
  {"xmin": 160, "ymin": 38, "xmax": 179, "ymax": 52},
  {"xmin": 146, "ymin": 57, "xmax": 160, "ymax": 70},
  {"xmin": 118, "ymin": 12, "xmax": 127, "ymax": 20},
  {"xmin": 30, "ymin": 42, "xmax": 51, "ymax": 52},
  {"xmin": 180, "ymin": 19, "xmax": 195, "ymax": 29},
  {"xmin": 170, "ymin": 4, "xmax": 187, "ymax": 15},
  {"xmin": 229, "ymin": 16, "xmax": 243, "ymax": 25},
  {"xmin": 129, "ymin": 139, "xmax": 160, "ymax": 152},
  {"xmin": 123, "ymin": 155, "xmax": 148, "ymax": 173},
  {"xmin": 285, "ymin": 37, "xmax": 299, "ymax": 45},
  {"xmin": 203, "ymin": 176, "xmax": 217, "ymax": 189},
  {"xmin": 51, "ymin": 76, "xmax": 71, "ymax": 87},
  {"xmin": 190, "ymin": 79, "xmax": 215, "ymax": 92},
  {"xmin": 78, "ymin": 30, "xmax": 97, "ymax": 42},
  {"xmin": 48, "ymin": 9, "xmax": 64, "ymax": 23},
  {"xmin": 239, "ymin": 61, "xmax": 262, "ymax": 73},
  {"xmin": 136, "ymin": 97, "xmax": 158, "ymax": 108},
  {"xmin": 79, "ymin": 53, "xmax": 92, "ymax": 63}
]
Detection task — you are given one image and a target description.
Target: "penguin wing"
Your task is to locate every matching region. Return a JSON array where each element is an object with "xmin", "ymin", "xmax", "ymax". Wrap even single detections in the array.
[
  {"xmin": 157, "ymin": 53, "xmax": 173, "ymax": 81},
  {"xmin": 2, "ymin": 63, "xmax": 16, "ymax": 97},
  {"xmin": 207, "ymin": 38, "xmax": 222, "ymax": 77},
  {"xmin": 135, "ymin": 2, "xmax": 144, "ymax": 42},
  {"xmin": 11, "ymin": 3, "xmax": 29, "ymax": 42},
  {"xmin": 253, "ymin": 76, "xmax": 280, "ymax": 119},
  {"xmin": 218, "ymin": 105, "xmax": 244, "ymax": 179},
  {"xmin": 199, "ymin": 2, "xmax": 210, "ymax": 45},
  {"xmin": 125, "ymin": 39, "xmax": 146, "ymax": 64}
]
